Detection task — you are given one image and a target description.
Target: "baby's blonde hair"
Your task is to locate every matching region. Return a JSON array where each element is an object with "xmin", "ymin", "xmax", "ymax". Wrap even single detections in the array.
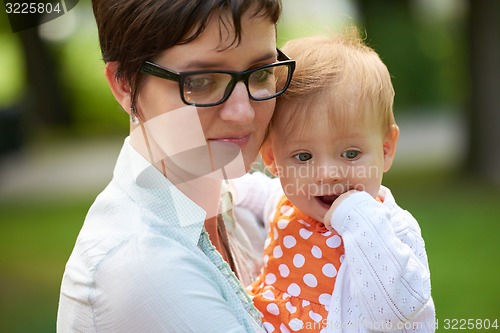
[{"xmin": 272, "ymin": 26, "xmax": 396, "ymax": 138}]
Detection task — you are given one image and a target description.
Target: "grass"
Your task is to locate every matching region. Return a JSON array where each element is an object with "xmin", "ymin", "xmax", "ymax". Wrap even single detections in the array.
[
  {"xmin": 0, "ymin": 196, "xmax": 92, "ymax": 333},
  {"xmin": 384, "ymin": 169, "xmax": 500, "ymax": 329},
  {"xmin": 0, "ymin": 170, "xmax": 498, "ymax": 332}
]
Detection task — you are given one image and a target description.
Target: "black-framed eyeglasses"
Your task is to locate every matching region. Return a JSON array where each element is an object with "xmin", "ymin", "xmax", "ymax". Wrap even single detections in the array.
[{"xmin": 140, "ymin": 49, "xmax": 295, "ymax": 107}]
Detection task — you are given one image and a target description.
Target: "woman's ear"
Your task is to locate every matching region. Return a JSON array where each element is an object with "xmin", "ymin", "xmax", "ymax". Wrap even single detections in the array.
[
  {"xmin": 260, "ymin": 140, "xmax": 278, "ymax": 176},
  {"xmin": 104, "ymin": 62, "xmax": 132, "ymax": 114},
  {"xmin": 383, "ymin": 124, "xmax": 400, "ymax": 172}
]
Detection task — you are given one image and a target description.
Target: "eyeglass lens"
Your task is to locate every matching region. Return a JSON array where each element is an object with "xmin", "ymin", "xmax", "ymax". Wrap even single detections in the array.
[{"xmin": 182, "ymin": 63, "xmax": 291, "ymax": 106}]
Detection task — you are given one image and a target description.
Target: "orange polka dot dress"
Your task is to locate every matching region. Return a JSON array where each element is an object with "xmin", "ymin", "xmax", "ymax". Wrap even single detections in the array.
[{"xmin": 247, "ymin": 195, "xmax": 345, "ymax": 333}]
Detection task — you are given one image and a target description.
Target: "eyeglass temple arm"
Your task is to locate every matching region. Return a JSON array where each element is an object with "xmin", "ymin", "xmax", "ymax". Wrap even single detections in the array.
[
  {"xmin": 277, "ymin": 48, "xmax": 291, "ymax": 61},
  {"xmin": 140, "ymin": 61, "xmax": 180, "ymax": 82},
  {"xmin": 141, "ymin": 49, "xmax": 291, "ymax": 80}
]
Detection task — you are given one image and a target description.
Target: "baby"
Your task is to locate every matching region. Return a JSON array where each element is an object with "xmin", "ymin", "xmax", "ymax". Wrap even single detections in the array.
[{"xmin": 247, "ymin": 28, "xmax": 435, "ymax": 332}]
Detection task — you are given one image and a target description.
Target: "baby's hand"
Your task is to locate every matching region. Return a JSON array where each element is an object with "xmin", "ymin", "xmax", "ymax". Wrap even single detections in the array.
[{"xmin": 323, "ymin": 189, "xmax": 360, "ymax": 230}]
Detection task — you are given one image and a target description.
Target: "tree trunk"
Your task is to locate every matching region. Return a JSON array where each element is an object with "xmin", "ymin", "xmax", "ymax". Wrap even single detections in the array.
[
  {"xmin": 465, "ymin": 0, "xmax": 500, "ymax": 184},
  {"xmin": 18, "ymin": 27, "xmax": 71, "ymax": 130}
]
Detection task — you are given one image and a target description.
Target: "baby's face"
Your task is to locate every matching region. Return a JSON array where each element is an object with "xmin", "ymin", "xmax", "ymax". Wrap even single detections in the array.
[{"xmin": 268, "ymin": 118, "xmax": 392, "ymax": 222}]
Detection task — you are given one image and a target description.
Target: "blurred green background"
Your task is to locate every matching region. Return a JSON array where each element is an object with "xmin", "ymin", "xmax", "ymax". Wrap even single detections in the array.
[{"xmin": 1, "ymin": 0, "xmax": 499, "ymax": 332}]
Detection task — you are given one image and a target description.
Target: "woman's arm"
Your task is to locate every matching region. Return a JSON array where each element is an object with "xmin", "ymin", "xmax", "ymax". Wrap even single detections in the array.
[{"xmin": 59, "ymin": 237, "xmax": 264, "ymax": 333}]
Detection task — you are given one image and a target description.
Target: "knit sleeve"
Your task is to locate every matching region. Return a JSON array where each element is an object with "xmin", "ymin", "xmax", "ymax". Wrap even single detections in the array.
[{"xmin": 330, "ymin": 191, "xmax": 435, "ymax": 331}]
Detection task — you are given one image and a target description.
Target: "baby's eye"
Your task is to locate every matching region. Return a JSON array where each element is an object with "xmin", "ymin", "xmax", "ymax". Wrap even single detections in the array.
[
  {"xmin": 293, "ymin": 152, "xmax": 312, "ymax": 162},
  {"xmin": 341, "ymin": 150, "xmax": 360, "ymax": 160}
]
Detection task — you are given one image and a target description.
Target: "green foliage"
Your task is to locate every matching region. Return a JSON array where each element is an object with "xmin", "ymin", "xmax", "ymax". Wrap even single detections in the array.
[
  {"xmin": 58, "ymin": 28, "xmax": 129, "ymax": 136},
  {"xmin": 277, "ymin": 2, "xmax": 467, "ymax": 112},
  {"xmin": 368, "ymin": 19, "xmax": 439, "ymax": 107},
  {"xmin": 356, "ymin": 2, "xmax": 467, "ymax": 111},
  {"xmin": 0, "ymin": 34, "xmax": 24, "ymax": 107}
]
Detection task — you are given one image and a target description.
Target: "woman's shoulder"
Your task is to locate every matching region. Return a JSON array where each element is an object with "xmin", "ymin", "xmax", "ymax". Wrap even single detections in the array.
[
  {"xmin": 70, "ymin": 184, "xmax": 197, "ymax": 278},
  {"xmin": 67, "ymin": 219, "xmax": 204, "ymax": 290},
  {"xmin": 59, "ymin": 229, "xmax": 227, "ymax": 331}
]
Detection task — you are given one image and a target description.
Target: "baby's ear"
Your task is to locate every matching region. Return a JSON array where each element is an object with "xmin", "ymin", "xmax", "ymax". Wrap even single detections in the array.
[
  {"xmin": 383, "ymin": 124, "xmax": 400, "ymax": 172},
  {"xmin": 260, "ymin": 141, "xmax": 278, "ymax": 176}
]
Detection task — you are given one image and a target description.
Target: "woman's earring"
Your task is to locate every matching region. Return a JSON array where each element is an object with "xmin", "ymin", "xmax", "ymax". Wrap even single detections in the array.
[{"xmin": 130, "ymin": 106, "xmax": 140, "ymax": 124}]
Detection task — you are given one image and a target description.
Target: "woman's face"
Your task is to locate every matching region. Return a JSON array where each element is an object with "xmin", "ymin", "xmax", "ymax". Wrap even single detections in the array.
[{"xmin": 133, "ymin": 10, "xmax": 277, "ymax": 179}]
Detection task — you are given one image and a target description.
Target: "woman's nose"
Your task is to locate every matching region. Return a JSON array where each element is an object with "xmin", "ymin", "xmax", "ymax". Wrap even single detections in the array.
[{"xmin": 219, "ymin": 82, "xmax": 255, "ymax": 123}]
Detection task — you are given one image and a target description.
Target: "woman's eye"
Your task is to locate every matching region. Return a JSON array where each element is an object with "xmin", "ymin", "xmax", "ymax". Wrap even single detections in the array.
[
  {"xmin": 184, "ymin": 76, "xmax": 215, "ymax": 92},
  {"xmin": 250, "ymin": 69, "xmax": 272, "ymax": 84},
  {"xmin": 341, "ymin": 150, "xmax": 360, "ymax": 160},
  {"xmin": 293, "ymin": 152, "xmax": 312, "ymax": 162}
]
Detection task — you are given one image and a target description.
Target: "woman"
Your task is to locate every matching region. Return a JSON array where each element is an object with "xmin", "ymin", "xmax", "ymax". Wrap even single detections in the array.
[{"xmin": 57, "ymin": 0, "xmax": 294, "ymax": 332}]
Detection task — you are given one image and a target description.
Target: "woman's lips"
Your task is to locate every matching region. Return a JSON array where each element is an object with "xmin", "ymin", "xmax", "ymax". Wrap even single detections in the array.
[{"xmin": 208, "ymin": 134, "xmax": 251, "ymax": 147}]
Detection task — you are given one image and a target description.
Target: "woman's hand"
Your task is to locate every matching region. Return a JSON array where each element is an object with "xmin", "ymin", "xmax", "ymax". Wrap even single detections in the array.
[{"xmin": 323, "ymin": 189, "xmax": 360, "ymax": 231}]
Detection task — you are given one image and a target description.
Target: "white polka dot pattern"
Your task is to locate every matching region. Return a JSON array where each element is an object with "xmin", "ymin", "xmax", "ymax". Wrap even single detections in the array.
[
  {"xmin": 303, "ymin": 273, "xmax": 318, "ymax": 288},
  {"xmin": 292, "ymin": 254, "xmax": 305, "ymax": 268},
  {"xmin": 322, "ymin": 263, "xmax": 337, "ymax": 278},
  {"xmin": 247, "ymin": 196, "xmax": 344, "ymax": 332},
  {"xmin": 278, "ymin": 264, "xmax": 290, "ymax": 278}
]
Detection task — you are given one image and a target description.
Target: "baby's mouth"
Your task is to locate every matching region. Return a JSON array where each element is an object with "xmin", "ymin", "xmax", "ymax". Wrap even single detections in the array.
[{"xmin": 316, "ymin": 194, "xmax": 340, "ymax": 208}]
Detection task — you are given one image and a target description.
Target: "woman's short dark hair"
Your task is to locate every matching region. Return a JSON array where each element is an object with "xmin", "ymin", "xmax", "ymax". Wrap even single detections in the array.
[{"xmin": 91, "ymin": 0, "xmax": 282, "ymax": 115}]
